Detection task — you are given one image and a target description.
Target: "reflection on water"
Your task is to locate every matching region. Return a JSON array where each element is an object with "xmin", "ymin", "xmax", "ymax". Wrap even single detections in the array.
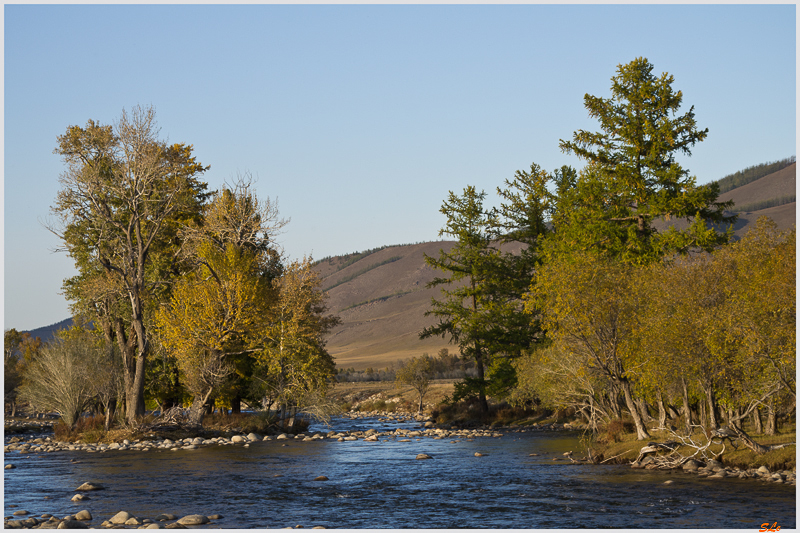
[{"xmin": 4, "ymin": 418, "xmax": 796, "ymax": 529}]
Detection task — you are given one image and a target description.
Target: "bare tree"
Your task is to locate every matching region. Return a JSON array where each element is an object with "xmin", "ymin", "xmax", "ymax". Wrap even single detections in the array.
[{"xmin": 17, "ymin": 330, "xmax": 110, "ymax": 428}]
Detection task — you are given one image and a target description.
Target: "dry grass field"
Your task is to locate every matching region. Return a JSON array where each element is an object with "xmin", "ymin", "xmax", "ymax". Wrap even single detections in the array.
[{"xmin": 327, "ymin": 379, "xmax": 456, "ymax": 411}]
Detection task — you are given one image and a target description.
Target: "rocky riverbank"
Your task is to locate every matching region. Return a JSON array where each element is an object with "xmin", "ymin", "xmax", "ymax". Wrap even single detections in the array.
[
  {"xmin": 632, "ymin": 455, "xmax": 796, "ymax": 485},
  {"xmin": 4, "ymin": 508, "xmax": 234, "ymax": 530}
]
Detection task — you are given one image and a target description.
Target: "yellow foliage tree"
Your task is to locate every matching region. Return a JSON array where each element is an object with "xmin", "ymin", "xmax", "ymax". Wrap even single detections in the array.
[{"xmin": 156, "ymin": 241, "xmax": 276, "ymax": 425}]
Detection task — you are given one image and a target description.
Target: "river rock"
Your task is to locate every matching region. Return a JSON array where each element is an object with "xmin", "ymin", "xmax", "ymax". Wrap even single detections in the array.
[
  {"xmin": 155, "ymin": 514, "xmax": 178, "ymax": 521},
  {"xmin": 231, "ymin": 435, "xmax": 247, "ymax": 443},
  {"xmin": 125, "ymin": 517, "xmax": 143, "ymax": 525},
  {"xmin": 681, "ymin": 459, "xmax": 702, "ymax": 471},
  {"xmin": 208, "ymin": 514, "xmax": 223, "ymax": 520},
  {"xmin": 165, "ymin": 522, "xmax": 186, "ymax": 529},
  {"xmin": 474, "ymin": 452, "xmax": 486, "ymax": 457},
  {"xmin": 757, "ymin": 466, "xmax": 770, "ymax": 474},
  {"xmin": 177, "ymin": 515, "xmax": 210, "ymax": 525},
  {"xmin": 277, "ymin": 434, "xmax": 289, "ymax": 440},
  {"xmin": 416, "ymin": 454, "xmax": 433, "ymax": 460},
  {"xmin": 75, "ymin": 510, "xmax": 92, "ymax": 521},
  {"xmin": 314, "ymin": 476, "xmax": 329, "ymax": 481},
  {"xmin": 109, "ymin": 511, "xmax": 133, "ymax": 524},
  {"xmin": 12, "ymin": 510, "xmax": 29, "ymax": 516},
  {"xmin": 145, "ymin": 523, "xmax": 161, "ymax": 529},
  {"xmin": 75, "ymin": 482, "xmax": 104, "ymax": 491},
  {"xmin": 5, "ymin": 464, "xmax": 15, "ymax": 469},
  {"xmin": 246, "ymin": 433, "xmax": 262, "ymax": 442},
  {"xmin": 58, "ymin": 519, "xmax": 88, "ymax": 529}
]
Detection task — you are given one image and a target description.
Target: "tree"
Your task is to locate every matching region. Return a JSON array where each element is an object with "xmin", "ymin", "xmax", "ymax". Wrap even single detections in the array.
[
  {"xmin": 421, "ymin": 186, "xmax": 500, "ymax": 413},
  {"xmin": 4, "ymin": 330, "xmax": 42, "ymax": 416},
  {"xmin": 530, "ymin": 252, "xmax": 651, "ymax": 440},
  {"xmin": 17, "ymin": 328, "xmax": 116, "ymax": 428},
  {"xmin": 254, "ymin": 258, "xmax": 339, "ymax": 429},
  {"xmin": 156, "ymin": 241, "xmax": 276, "ymax": 426},
  {"xmin": 50, "ymin": 105, "xmax": 209, "ymax": 424},
  {"xmin": 396, "ymin": 354, "xmax": 435, "ymax": 414},
  {"xmin": 556, "ymin": 57, "xmax": 734, "ymax": 264}
]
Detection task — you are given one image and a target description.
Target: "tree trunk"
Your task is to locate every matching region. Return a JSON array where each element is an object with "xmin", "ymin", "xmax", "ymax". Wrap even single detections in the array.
[
  {"xmin": 232, "ymin": 396, "xmax": 242, "ymax": 414},
  {"xmin": 728, "ymin": 424, "xmax": 772, "ymax": 454},
  {"xmin": 636, "ymin": 398, "xmax": 652, "ymax": 423},
  {"xmin": 621, "ymin": 378, "xmax": 650, "ymax": 440},
  {"xmin": 680, "ymin": 377, "xmax": 692, "ymax": 433},
  {"xmin": 104, "ymin": 399, "xmax": 116, "ymax": 431},
  {"xmin": 704, "ymin": 386, "xmax": 719, "ymax": 430},
  {"xmin": 753, "ymin": 408, "xmax": 763, "ymax": 434},
  {"xmin": 188, "ymin": 388, "xmax": 215, "ymax": 427},
  {"xmin": 656, "ymin": 392, "xmax": 667, "ymax": 428},
  {"xmin": 765, "ymin": 401, "xmax": 778, "ymax": 435}
]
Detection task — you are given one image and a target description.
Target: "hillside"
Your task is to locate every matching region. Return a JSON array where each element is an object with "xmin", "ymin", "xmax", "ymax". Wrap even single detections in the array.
[
  {"xmin": 652, "ymin": 162, "xmax": 795, "ymax": 239},
  {"xmin": 314, "ymin": 241, "xmax": 459, "ymax": 370}
]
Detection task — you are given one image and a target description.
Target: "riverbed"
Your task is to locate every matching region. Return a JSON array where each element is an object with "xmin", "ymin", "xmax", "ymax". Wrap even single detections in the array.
[{"xmin": 4, "ymin": 416, "xmax": 796, "ymax": 529}]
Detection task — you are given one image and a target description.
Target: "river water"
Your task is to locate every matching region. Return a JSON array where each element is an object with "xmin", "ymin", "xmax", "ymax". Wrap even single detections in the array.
[{"xmin": 4, "ymin": 416, "xmax": 796, "ymax": 529}]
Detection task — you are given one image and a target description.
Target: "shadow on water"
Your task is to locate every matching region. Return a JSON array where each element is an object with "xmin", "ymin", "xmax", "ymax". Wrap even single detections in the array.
[{"xmin": 4, "ymin": 419, "xmax": 796, "ymax": 528}]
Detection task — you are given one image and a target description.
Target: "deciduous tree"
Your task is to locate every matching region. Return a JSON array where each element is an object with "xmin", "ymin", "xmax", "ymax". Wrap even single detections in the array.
[
  {"xmin": 395, "ymin": 354, "xmax": 435, "ymax": 414},
  {"xmin": 50, "ymin": 105, "xmax": 208, "ymax": 424}
]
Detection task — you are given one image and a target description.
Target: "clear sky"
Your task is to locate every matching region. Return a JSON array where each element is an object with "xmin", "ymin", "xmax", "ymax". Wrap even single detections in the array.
[{"xmin": 3, "ymin": 4, "xmax": 796, "ymax": 331}]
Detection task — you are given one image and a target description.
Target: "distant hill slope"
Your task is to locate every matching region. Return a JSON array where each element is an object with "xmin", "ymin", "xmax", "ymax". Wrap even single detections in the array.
[
  {"xmin": 717, "ymin": 162, "xmax": 795, "ymax": 239},
  {"xmin": 653, "ymin": 162, "xmax": 795, "ymax": 239},
  {"xmin": 23, "ymin": 317, "xmax": 75, "ymax": 344},
  {"xmin": 315, "ymin": 241, "xmax": 459, "ymax": 371}
]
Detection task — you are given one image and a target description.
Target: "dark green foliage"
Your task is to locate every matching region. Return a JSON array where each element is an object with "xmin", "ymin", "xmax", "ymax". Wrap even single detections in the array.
[
  {"xmin": 556, "ymin": 57, "xmax": 735, "ymax": 264},
  {"xmin": 715, "ymin": 156, "xmax": 795, "ymax": 194}
]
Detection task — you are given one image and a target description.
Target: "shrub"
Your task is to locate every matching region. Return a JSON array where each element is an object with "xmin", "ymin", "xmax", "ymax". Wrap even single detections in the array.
[
  {"xmin": 602, "ymin": 418, "xmax": 635, "ymax": 443},
  {"xmin": 18, "ymin": 330, "xmax": 116, "ymax": 429}
]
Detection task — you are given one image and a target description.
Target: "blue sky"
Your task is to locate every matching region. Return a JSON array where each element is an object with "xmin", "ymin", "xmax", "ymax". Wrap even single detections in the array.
[{"xmin": 4, "ymin": 4, "xmax": 796, "ymax": 331}]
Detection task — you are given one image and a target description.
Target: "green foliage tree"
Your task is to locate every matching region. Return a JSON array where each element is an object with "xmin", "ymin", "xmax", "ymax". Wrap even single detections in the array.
[
  {"xmin": 421, "ymin": 186, "xmax": 500, "ymax": 413},
  {"xmin": 50, "ymin": 105, "xmax": 209, "ymax": 424},
  {"xmin": 556, "ymin": 57, "xmax": 734, "ymax": 264},
  {"xmin": 395, "ymin": 354, "xmax": 435, "ymax": 414}
]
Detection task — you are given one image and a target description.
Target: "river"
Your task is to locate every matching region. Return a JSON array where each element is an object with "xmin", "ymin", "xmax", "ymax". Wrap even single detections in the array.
[{"xmin": 4, "ymin": 416, "xmax": 796, "ymax": 529}]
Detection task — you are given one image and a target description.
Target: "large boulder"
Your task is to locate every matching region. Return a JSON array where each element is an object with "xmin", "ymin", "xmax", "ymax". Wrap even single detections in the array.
[
  {"xmin": 109, "ymin": 512, "xmax": 133, "ymax": 525},
  {"xmin": 74, "ymin": 510, "xmax": 92, "ymax": 521}
]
